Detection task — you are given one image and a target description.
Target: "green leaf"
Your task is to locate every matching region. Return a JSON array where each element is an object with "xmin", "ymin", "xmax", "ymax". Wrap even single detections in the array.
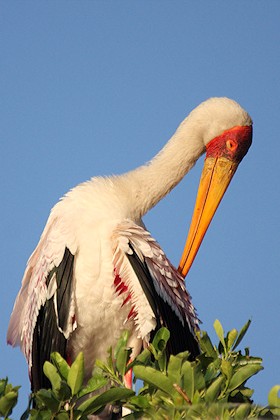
[
  {"xmin": 157, "ymin": 351, "xmax": 167, "ymax": 373},
  {"xmin": 226, "ymin": 329, "xmax": 238, "ymax": 351},
  {"xmin": 230, "ymin": 386, "xmax": 255, "ymax": 404},
  {"xmin": 114, "ymin": 330, "xmax": 129, "ymax": 358},
  {"xmin": 43, "ymin": 361, "xmax": 62, "ymax": 392},
  {"xmin": 67, "ymin": 352, "xmax": 84, "ymax": 395},
  {"xmin": 192, "ymin": 389, "xmax": 204, "ymax": 405},
  {"xmin": 0, "ymin": 391, "xmax": 18, "ymax": 417},
  {"xmin": 150, "ymin": 328, "xmax": 170, "ymax": 373},
  {"xmin": 180, "ymin": 361, "xmax": 194, "ymax": 401},
  {"xmin": 233, "ymin": 403, "xmax": 252, "ymax": 419},
  {"xmin": 54, "ymin": 413, "xmax": 69, "ymax": 420},
  {"xmin": 221, "ymin": 360, "xmax": 233, "ymax": 382},
  {"xmin": 116, "ymin": 347, "xmax": 132, "ymax": 377},
  {"xmin": 133, "ymin": 366, "xmax": 176, "ymax": 398},
  {"xmin": 214, "ymin": 319, "xmax": 226, "ymax": 351},
  {"xmin": 152, "ymin": 327, "xmax": 170, "ymax": 352},
  {"xmin": 268, "ymin": 385, "xmax": 280, "ymax": 408},
  {"xmin": 78, "ymin": 387, "xmax": 134, "ymax": 416},
  {"xmin": 166, "ymin": 355, "xmax": 183, "ymax": 383},
  {"xmin": 204, "ymin": 375, "xmax": 225, "ymax": 402},
  {"xmin": 50, "ymin": 352, "xmax": 70, "ymax": 381},
  {"xmin": 114, "ymin": 330, "xmax": 132, "ymax": 376},
  {"xmin": 198, "ymin": 331, "xmax": 217, "ymax": 359},
  {"xmin": 58, "ymin": 381, "xmax": 72, "ymax": 401},
  {"xmin": 76, "ymin": 394, "xmax": 99, "ymax": 416},
  {"xmin": 228, "ymin": 364, "xmax": 263, "ymax": 392},
  {"xmin": 91, "ymin": 387, "xmax": 135, "ymax": 407},
  {"xmin": 128, "ymin": 395, "xmax": 150, "ymax": 409},
  {"xmin": 0, "ymin": 378, "xmax": 8, "ymax": 397},
  {"xmin": 241, "ymin": 387, "xmax": 254, "ymax": 398},
  {"xmin": 193, "ymin": 364, "xmax": 206, "ymax": 391},
  {"xmin": 34, "ymin": 389, "xmax": 60, "ymax": 412},
  {"xmin": 42, "ymin": 358, "xmax": 71, "ymax": 401},
  {"xmin": 204, "ymin": 361, "xmax": 220, "ymax": 383},
  {"xmin": 236, "ymin": 355, "xmax": 262, "ymax": 366},
  {"xmin": 232, "ymin": 320, "xmax": 251, "ymax": 351},
  {"xmin": 134, "ymin": 348, "xmax": 151, "ymax": 365},
  {"xmin": 30, "ymin": 408, "xmax": 53, "ymax": 419},
  {"xmin": 78, "ymin": 375, "xmax": 108, "ymax": 398}
]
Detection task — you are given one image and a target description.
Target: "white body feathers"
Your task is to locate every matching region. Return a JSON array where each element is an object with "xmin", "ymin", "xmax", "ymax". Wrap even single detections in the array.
[{"xmin": 7, "ymin": 97, "xmax": 252, "ymax": 380}]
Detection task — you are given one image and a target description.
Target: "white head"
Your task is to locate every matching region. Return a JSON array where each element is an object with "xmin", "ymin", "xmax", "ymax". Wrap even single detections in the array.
[{"xmin": 179, "ymin": 97, "xmax": 252, "ymax": 147}]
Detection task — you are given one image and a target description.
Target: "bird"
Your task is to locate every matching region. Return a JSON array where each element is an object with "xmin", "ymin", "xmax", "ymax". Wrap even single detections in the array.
[{"xmin": 7, "ymin": 97, "xmax": 252, "ymax": 393}]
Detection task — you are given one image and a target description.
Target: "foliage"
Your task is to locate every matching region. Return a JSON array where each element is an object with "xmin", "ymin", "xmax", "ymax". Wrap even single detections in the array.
[
  {"xmin": 2, "ymin": 321, "xmax": 280, "ymax": 419},
  {"xmin": 0, "ymin": 378, "xmax": 20, "ymax": 419},
  {"xmin": 128, "ymin": 320, "xmax": 280, "ymax": 419}
]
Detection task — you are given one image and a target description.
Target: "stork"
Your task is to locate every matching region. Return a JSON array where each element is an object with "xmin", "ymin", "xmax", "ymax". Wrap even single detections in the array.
[{"xmin": 7, "ymin": 97, "xmax": 252, "ymax": 393}]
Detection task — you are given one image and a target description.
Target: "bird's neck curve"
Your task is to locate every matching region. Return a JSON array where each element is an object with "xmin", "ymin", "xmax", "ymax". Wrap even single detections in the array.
[{"xmin": 120, "ymin": 118, "xmax": 205, "ymax": 221}]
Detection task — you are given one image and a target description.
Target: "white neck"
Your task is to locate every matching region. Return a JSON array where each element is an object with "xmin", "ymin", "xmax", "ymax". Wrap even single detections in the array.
[
  {"xmin": 109, "ymin": 97, "xmax": 252, "ymax": 221},
  {"xmin": 119, "ymin": 116, "xmax": 205, "ymax": 220}
]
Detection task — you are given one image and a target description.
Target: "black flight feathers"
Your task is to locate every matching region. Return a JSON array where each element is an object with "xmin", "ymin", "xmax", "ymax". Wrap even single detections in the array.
[
  {"xmin": 126, "ymin": 243, "xmax": 200, "ymax": 359},
  {"xmin": 31, "ymin": 248, "xmax": 74, "ymax": 391}
]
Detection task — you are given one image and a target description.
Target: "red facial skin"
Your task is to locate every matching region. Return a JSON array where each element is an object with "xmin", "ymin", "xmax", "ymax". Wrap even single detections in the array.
[
  {"xmin": 178, "ymin": 124, "xmax": 252, "ymax": 279},
  {"xmin": 206, "ymin": 125, "xmax": 253, "ymax": 163}
]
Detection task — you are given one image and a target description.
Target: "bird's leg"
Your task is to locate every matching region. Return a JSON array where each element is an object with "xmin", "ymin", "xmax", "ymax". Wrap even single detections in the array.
[{"xmin": 124, "ymin": 364, "xmax": 133, "ymax": 389}]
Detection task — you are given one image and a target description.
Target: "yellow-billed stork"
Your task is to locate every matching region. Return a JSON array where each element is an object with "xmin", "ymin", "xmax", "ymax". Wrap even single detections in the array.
[{"xmin": 7, "ymin": 97, "xmax": 252, "ymax": 392}]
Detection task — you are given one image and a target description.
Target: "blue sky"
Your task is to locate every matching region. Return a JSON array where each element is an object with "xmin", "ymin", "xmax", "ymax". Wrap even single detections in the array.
[{"xmin": 1, "ymin": 1, "xmax": 279, "ymax": 416}]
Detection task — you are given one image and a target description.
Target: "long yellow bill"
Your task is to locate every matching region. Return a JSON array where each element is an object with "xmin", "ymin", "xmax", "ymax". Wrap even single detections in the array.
[{"xmin": 178, "ymin": 156, "xmax": 239, "ymax": 278}]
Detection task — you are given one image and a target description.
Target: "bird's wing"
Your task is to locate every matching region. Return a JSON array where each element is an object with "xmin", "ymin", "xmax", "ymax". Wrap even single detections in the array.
[
  {"xmin": 7, "ymin": 216, "xmax": 77, "ymax": 390},
  {"xmin": 112, "ymin": 220, "xmax": 200, "ymax": 358}
]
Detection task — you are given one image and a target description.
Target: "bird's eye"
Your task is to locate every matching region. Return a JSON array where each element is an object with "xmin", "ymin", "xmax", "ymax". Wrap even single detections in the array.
[{"xmin": 226, "ymin": 139, "xmax": 237, "ymax": 151}]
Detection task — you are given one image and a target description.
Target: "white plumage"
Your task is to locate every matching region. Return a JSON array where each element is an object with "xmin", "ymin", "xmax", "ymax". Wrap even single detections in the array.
[{"xmin": 7, "ymin": 97, "xmax": 252, "ymax": 391}]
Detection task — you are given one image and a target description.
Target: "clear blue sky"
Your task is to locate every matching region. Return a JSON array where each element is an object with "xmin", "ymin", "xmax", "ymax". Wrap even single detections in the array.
[{"xmin": 1, "ymin": 2, "xmax": 279, "ymax": 416}]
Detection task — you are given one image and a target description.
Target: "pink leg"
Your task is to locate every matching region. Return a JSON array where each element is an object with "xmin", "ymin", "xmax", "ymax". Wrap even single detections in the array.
[
  {"xmin": 124, "ymin": 357, "xmax": 133, "ymax": 388},
  {"xmin": 124, "ymin": 367, "xmax": 133, "ymax": 388}
]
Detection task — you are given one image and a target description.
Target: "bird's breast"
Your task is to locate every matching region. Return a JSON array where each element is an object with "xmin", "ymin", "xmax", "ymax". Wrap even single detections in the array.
[{"xmin": 68, "ymin": 218, "xmax": 139, "ymax": 377}]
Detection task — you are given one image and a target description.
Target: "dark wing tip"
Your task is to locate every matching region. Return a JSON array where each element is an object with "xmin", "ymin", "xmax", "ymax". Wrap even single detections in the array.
[
  {"xmin": 31, "ymin": 248, "xmax": 75, "ymax": 391},
  {"xmin": 126, "ymin": 243, "xmax": 200, "ymax": 359}
]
